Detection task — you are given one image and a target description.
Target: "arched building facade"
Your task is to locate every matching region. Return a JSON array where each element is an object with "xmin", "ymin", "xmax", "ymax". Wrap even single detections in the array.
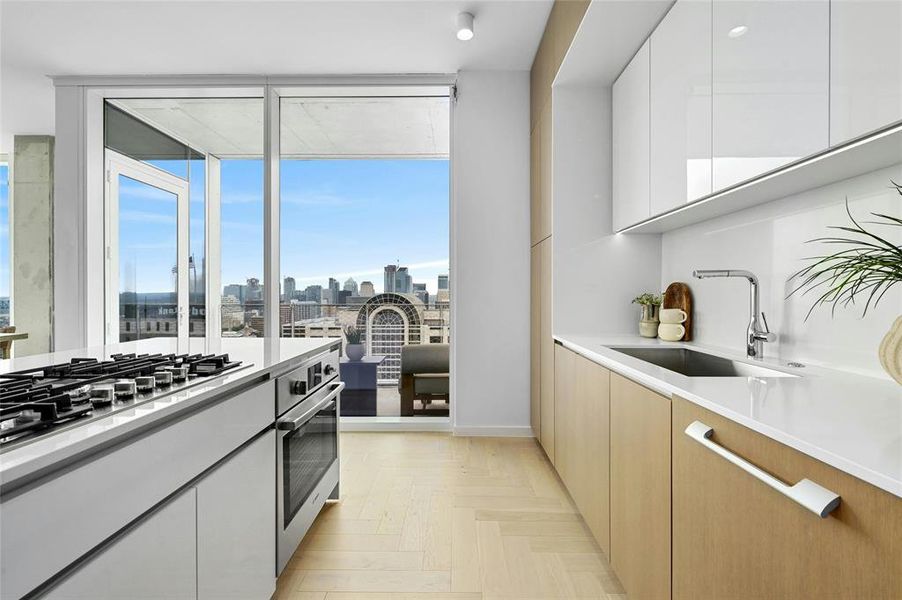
[{"xmin": 355, "ymin": 293, "xmax": 424, "ymax": 382}]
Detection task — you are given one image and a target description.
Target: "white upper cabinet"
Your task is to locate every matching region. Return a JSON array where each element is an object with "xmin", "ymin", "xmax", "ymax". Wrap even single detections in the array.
[
  {"xmin": 650, "ymin": 0, "xmax": 712, "ymax": 215},
  {"xmin": 830, "ymin": 0, "xmax": 902, "ymax": 146},
  {"xmin": 613, "ymin": 40, "xmax": 651, "ymax": 231},
  {"xmin": 712, "ymin": 0, "xmax": 829, "ymax": 190}
]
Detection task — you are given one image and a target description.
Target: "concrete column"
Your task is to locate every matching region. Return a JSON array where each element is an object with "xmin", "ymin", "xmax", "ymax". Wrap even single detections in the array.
[{"xmin": 12, "ymin": 135, "xmax": 54, "ymax": 356}]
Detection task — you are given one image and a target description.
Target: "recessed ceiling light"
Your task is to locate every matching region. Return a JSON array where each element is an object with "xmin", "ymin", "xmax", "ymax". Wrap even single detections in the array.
[
  {"xmin": 728, "ymin": 25, "xmax": 749, "ymax": 38},
  {"xmin": 456, "ymin": 12, "xmax": 475, "ymax": 41}
]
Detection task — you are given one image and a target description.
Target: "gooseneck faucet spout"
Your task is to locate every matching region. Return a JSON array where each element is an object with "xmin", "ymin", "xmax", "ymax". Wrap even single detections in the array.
[{"xmin": 692, "ymin": 269, "xmax": 776, "ymax": 359}]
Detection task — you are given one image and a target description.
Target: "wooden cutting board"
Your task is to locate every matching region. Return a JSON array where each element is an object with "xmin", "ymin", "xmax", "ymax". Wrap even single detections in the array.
[{"xmin": 663, "ymin": 282, "xmax": 693, "ymax": 341}]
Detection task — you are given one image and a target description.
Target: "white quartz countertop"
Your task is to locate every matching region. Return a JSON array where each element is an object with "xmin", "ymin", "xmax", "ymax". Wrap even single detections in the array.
[
  {"xmin": 554, "ymin": 334, "xmax": 902, "ymax": 499},
  {"xmin": 0, "ymin": 337, "xmax": 338, "ymax": 490}
]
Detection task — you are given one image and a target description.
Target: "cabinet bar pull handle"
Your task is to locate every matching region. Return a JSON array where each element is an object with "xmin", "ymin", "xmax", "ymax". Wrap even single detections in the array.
[{"xmin": 685, "ymin": 420, "xmax": 841, "ymax": 518}]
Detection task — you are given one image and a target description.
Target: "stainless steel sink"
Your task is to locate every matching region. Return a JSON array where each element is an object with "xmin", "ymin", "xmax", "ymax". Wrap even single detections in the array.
[{"xmin": 609, "ymin": 347, "xmax": 797, "ymax": 378}]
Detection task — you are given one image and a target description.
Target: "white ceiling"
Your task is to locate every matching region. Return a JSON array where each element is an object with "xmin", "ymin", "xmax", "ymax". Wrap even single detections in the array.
[
  {"xmin": 0, "ymin": 0, "xmax": 553, "ymax": 76},
  {"xmin": 112, "ymin": 95, "xmax": 451, "ymax": 158},
  {"xmin": 0, "ymin": 0, "xmax": 550, "ymax": 152}
]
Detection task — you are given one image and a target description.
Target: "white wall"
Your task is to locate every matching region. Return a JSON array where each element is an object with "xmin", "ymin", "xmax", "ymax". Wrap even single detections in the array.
[
  {"xmin": 451, "ymin": 70, "xmax": 531, "ymax": 435},
  {"xmin": 0, "ymin": 64, "xmax": 55, "ymax": 153},
  {"xmin": 552, "ymin": 85, "xmax": 662, "ymax": 337},
  {"xmin": 662, "ymin": 163, "xmax": 902, "ymax": 378}
]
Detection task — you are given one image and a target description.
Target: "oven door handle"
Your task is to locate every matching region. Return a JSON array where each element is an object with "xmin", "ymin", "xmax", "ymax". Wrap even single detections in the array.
[{"xmin": 277, "ymin": 381, "xmax": 344, "ymax": 431}]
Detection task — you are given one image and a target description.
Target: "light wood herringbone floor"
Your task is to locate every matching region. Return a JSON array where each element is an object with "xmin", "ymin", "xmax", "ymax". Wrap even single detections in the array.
[{"xmin": 274, "ymin": 432, "xmax": 625, "ymax": 599}]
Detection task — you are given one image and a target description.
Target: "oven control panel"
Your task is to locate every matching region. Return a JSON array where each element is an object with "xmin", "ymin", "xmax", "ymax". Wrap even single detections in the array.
[{"xmin": 276, "ymin": 346, "xmax": 341, "ymax": 416}]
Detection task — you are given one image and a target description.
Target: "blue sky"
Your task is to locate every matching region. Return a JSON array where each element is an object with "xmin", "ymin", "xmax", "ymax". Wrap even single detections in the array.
[
  {"xmin": 0, "ymin": 164, "xmax": 8, "ymax": 298},
  {"xmin": 222, "ymin": 158, "xmax": 449, "ymax": 295},
  {"xmin": 120, "ymin": 158, "xmax": 449, "ymax": 295}
]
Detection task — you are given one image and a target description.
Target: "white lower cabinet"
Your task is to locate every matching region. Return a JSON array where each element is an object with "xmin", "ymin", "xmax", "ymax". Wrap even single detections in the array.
[
  {"xmin": 45, "ymin": 490, "xmax": 198, "ymax": 600},
  {"xmin": 197, "ymin": 431, "xmax": 276, "ymax": 600},
  {"xmin": 42, "ymin": 431, "xmax": 276, "ymax": 600}
]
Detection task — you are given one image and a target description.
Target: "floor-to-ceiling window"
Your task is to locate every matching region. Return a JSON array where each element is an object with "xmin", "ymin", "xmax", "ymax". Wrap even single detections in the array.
[
  {"xmin": 0, "ymin": 158, "xmax": 9, "ymax": 328},
  {"xmin": 279, "ymin": 93, "xmax": 451, "ymax": 419},
  {"xmin": 219, "ymin": 158, "xmax": 264, "ymax": 337},
  {"xmin": 105, "ymin": 97, "xmax": 264, "ymax": 342},
  {"xmin": 98, "ymin": 87, "xmax": 452, "ymax": 420}
]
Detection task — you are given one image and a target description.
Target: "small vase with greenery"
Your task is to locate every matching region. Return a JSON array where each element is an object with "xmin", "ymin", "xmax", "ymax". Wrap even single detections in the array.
[
  {"xmin": 788, "ymin": 181, "xmax": 902, "ymax": 383},
  {"xmin": 344, "ymin": 325, "xmax": 366, "ymax": 361},
  {"xmin": 633, "ymin": 292, "xmax": 663, "ymax": 337}
]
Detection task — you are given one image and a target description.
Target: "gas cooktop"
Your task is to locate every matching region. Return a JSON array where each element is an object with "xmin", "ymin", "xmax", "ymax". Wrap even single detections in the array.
[{"xmin": 0, "ymin": 352, "xmax": 246, "ymax": 450}]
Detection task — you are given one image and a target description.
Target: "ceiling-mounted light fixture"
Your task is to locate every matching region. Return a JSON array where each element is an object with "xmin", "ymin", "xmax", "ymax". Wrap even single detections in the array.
[
  {"xmin": 457, "ymin": 12, "xmax": 475, "ymax": 41},
  {"xmin": 728, "ymin": 25, "xmax": 749, "ymax": 38}
]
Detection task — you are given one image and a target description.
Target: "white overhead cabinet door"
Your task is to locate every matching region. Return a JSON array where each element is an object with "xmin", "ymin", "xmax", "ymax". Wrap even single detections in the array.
[
  {"xmin": 712, "ymin": 0, "xmax": 829, "ymax": 190},
  {"xmin": 613, "ymin": 40, "xmax": 651, "ymax": 231},
  {"xmin": 650, "ymin": 0, "xmax": 713, "ymax": 215},
  {"xmin": 830, "ymin": 0, "xmax": 902, "ymax": 146}
]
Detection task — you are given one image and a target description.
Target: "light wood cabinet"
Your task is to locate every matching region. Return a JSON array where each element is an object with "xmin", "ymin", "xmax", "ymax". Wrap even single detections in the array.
[
  {"xmin": 712, "ymin": 0, "xmax": 829, "ymax": 190},
  {"xmin": 538, "ymin": 237, "xmax": 555, "ymax": 462},
  {"xmin": 530, "ymin": 127, "xmax": 541, "ymax": 244},
  {"xmin": 609, "ymin": 373, "xmax": 671, "ymax": 600},
  {"xmin": 672, "ymin": 395, "xmax": 902, "ymax": 599},
  {"xmin": 553, "ymin": 345, "xmax": 611, "ymax": 556},
  {"xmin": 829, "ymin": 0, "xmax": 902, "ymax": 145},
  {"xmin": 530, "ymin": 237, "xmax": 554, "ymax": 462},
  {"xmin": 612, "ymin": 39, "xmax": 650, "ymax": 231},
  {"xmin": 650, "ymin": 0, "xmax": 712, "ymax": 213},
  {"xmin": 530, "ymin": 103, "xmax": 553, "ymax": 245},
  {"xmin": 529, "ymin": 245, "xmax": 541, "ymax": 437}
]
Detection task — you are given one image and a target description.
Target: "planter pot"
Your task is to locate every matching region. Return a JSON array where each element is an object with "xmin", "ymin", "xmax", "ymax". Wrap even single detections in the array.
[
  {"xmin": 346, "ymin": 343, "xmax": 365, "ymax": 361},
  {"xmin": 638, "ymin": 304, "xmax": 660, "ymax": 338},
  {"xmin": 879, "ymin": 315, "xmax": 902, "ymax": 385}
]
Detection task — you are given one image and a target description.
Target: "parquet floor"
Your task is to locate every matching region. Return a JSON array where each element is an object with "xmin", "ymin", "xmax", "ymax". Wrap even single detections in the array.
[{"xmin": 274, "ymin": 432, "xmax": 625, "ymax": 599}]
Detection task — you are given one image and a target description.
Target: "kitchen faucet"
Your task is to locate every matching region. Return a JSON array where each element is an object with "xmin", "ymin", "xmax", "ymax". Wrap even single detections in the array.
[{"xmin": 692, "ymin": 269, "xmax": 776, "ymax": 359}]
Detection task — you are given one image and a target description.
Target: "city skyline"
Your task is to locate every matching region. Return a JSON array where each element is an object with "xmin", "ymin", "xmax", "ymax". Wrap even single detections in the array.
[
  {"xmin": 112, "ymin": 158, "xmax": 450, "ymax": 295},
  {"xmin": 223, "ymin": 267, "xmax": 450, "ymax": 301}
]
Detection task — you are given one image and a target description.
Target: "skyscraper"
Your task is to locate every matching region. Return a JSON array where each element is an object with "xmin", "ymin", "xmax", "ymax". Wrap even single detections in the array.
[
  {"xmin": 384, "ymin": 265, "xmax": 398, "ymax": 293},
  {"xmin": 246, "ymin": 278, "xmax": 262, "ymax": 301},
  {"xmin": 343, "ymin": 277, "xmax": 358, "ymax": 295},
  {"xmin": 328, "ymin": 278, "xmax": 340, "ymax": 303},
  {"xmin": 223, "ymin": 284, "xmax": 246, "ymax": 304},
  {"xmin": 304, "ymin": 285, "xmax": 322, "ymax": 303},
  {"xmin": 283, "ymin": 277, "xmax": 296, "ymax": 301},
  {"xmin": 396, "ymin": 267, "xmax": 412, "ymax": 294},
  {"xmin": 436, "ymin": 274, "xmax": 450, "ymax": 306},
  {"xmin": 413, "ymin": 282, "xmax": 429, "ymax": 305},
  {"xmin": 360, "ymin": 281, "xmax": 375, "ymax": 297}
]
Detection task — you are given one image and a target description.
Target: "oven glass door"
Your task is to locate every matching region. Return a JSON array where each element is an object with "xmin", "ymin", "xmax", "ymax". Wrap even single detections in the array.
[{"xmin": 282, "ymin": 397, "xmax": 338, "ymax": 527}]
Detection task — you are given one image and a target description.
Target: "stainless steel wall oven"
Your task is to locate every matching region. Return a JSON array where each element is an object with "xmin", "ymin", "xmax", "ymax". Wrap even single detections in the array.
[{"xmin": 275, "ymin": 345, "xmax": 342, "ymax": 574}]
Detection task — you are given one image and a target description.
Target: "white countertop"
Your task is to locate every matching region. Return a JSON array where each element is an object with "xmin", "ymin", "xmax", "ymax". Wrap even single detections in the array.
[
  {"xmin": 0, "ymin": 337, "xmax": 338, "ymax": 490},
  {"xmin": 554, "ymin": 334, "xmax": 902, "ymax": 499}
]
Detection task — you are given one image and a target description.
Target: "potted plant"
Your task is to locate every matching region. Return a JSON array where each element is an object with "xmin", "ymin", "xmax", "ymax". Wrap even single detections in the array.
[
  {"xmin": 789, "ymin": 182, "xmax": 902, "ymax": 384},
  {"xmin": 632, "ymin": 292, "xmax": 663, "ymax": 338},
  {"xmin": 344, "ymin": 325, "xmax": 365, "ymax": 361}
]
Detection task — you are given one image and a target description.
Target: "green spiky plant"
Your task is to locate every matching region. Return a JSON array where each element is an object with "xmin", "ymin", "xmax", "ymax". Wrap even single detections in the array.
[
  {"xmin": 343, "ymin": 325, "xmax": 363, "ymax": 344},
  {"xmin": 789, "ymin": 181, "xmax": 902, "ymax": 319}
]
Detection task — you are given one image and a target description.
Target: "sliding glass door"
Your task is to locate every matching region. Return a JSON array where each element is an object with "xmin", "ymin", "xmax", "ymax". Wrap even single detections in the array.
[{"xmin": 105, "ymin": 150, "xmax": 190, "ymax": 344}]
